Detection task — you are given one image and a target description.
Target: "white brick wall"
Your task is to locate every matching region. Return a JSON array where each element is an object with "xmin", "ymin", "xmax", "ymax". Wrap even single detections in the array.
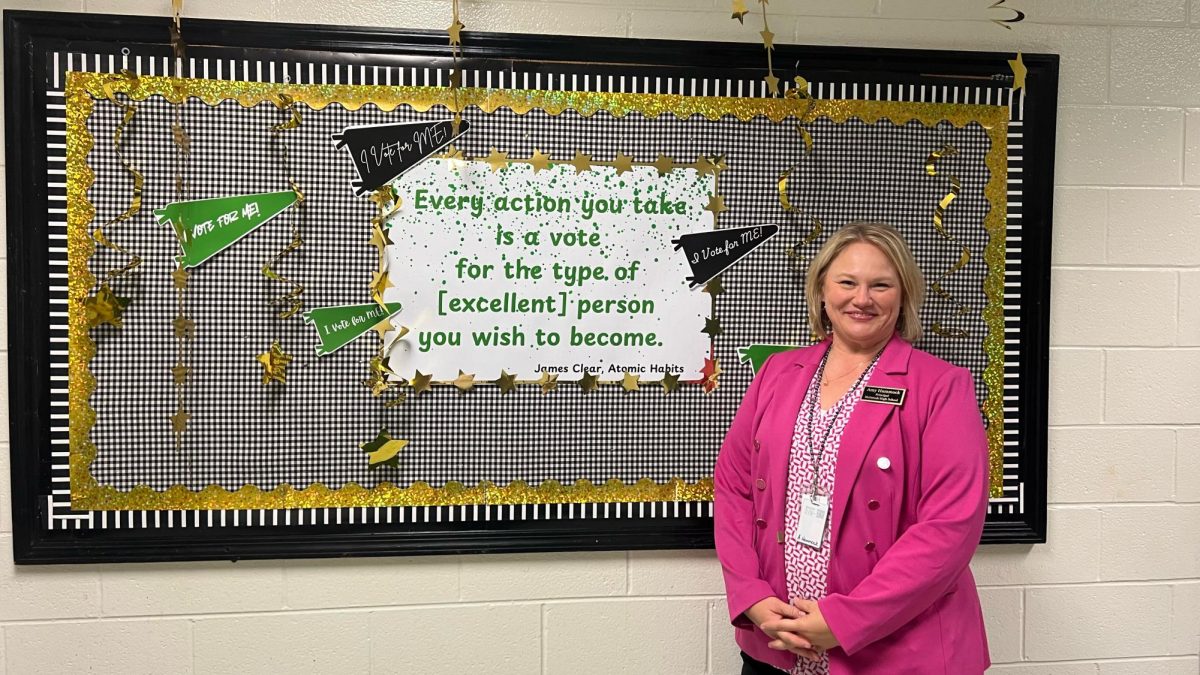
[{"xmin": 2, "ymin": 0, "xmax": 1198, "ymax": 672}]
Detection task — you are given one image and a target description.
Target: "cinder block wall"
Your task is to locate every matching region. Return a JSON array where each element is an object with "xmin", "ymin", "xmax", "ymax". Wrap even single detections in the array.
[{"xmin": 1, "ymin": 0, "xmax": 1197, "ymax": 673}]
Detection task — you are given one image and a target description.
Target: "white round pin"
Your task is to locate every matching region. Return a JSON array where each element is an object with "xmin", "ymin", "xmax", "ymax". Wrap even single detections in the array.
[{"xmin": 876, "ymin": 457, "xmax": 891, "ymax": 470}]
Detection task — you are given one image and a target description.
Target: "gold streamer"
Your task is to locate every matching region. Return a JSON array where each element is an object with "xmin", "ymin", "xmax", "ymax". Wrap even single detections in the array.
[
  {"xmin": 989, "ymin": 0, "xmax": 1026, "ymax": 29},
  {"xmin": 169, "ymin": 9, "xmax": 193, "ymax": 449},
  {"xmin": 778, "ymin": 167, "xmax": 824, "ymax": 260},
  {"xmin": 925, "ymin": 143, "xmax": 973, "ymax": 335},
  {"xmin": 91, "ymin": 70, "xmax": 144, "ymax": 290},
  {"xmin": 261, "ymin": 94, "xmax": 306, "ymax": 319}
]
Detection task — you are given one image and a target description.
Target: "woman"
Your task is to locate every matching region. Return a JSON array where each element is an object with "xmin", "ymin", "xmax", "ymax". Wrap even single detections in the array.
[{"xmin": 714, "ymin": 222, "xmax": 989, "ymax": 675}]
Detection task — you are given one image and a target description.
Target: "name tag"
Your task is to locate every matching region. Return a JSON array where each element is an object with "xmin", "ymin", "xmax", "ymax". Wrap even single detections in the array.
[
  {"xmin": 796, "ymin": 493, "xmax": 830, "ymax": 549},
  {"xmin": 863, "ymin": 386, "xmax": 906, "ymax": 406}
]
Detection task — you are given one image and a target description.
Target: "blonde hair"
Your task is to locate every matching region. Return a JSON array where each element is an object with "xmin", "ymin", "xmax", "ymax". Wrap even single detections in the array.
[{"xmin": 805, "ymin": 221, "xmax": 925, "ymax": 342}]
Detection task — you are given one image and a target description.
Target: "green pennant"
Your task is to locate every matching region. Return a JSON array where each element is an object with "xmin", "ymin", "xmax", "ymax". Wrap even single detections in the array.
[
  {"xmin": 154, "ymin": 190, "xmax": 299, "ymax": 268},
  {"xmin": 736, "ymin": 344, "xmax": 801, "ymax": 374},
  {"xmin": 303, "ymin": 302, "xmax": 403, "ymax": 357}
]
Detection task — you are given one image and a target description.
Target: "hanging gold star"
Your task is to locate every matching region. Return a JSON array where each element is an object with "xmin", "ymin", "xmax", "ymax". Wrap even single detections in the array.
[
  {"xmin": 484, "ymin": 147, "xmax": 510, "ymax": 173},
  {"xmin": 702, "ymin": 317, "xmax": 724, "ymax": 337},
  {"xmin": 447, "ymin": 19, "xmax": 465, "ymax": 45},
  {"xmin": 570, "ymin": 151, "xmax": 593, "ymax": 174},
  {"xmin": 652, "ymin": 154, "xmax": 675, "ymax": 176},
  {"xmin": 453, "ymin": 369, "xmax": 476, "ymax": 392},
  {"xmin": 528, "ymin": 148, "xmax": 552, "ymax": 173},
  {"xmin": 172, "ymin": 315, "xmax": 195, "ymax": 340},
  {"xmin": 368, "ymin": 185, "xmax": 397, "ymax": 208},
  {"xmin": 761, "ymin": 28, "xmax": 775, "ymax": 50},
  {"xmin": 171, "ymin": 266, "xmax": 190, "ymax": 289},
  {"xmin": 765, "ymin": 72, "xmax": 780, "ymax": 96},
  {"xmin": 370, "ymin": 270, "xmax": 393, "ymax": 303},
  {"xmin": 705, "ymin": 194, "xmax": 728, "ymax": 215},
  {"xmin": 579, "ymin": 371, "xmax": 600, "ymax": 393},
  {"xmin": 360, "ymin": 428, "xmax": 409, "ymax": 470},
  {"xmin": 1008, "ymin": 52, "xmax": 1027, "ymax": 92},
  {"xmin": 256, "ymin": 340, "xmax": 293, "ymax": 384},
  {"xmin": 410, "ymin": 370, "xmax": 433, "ymax": 397},
  {"xmin": 660, "ymin": 372, "xmax": 681, "ymax": 394},
  {"xmin": 703, "ymin": 277, "xmax": 726, "ymax": 295},
  {"xmin": 538, "ymin": 371, "xmax": 559, "ymax": 394},
  {"xmin": 442, "ymin": 144, "xmax": 464, "ymax": 161},
  {"xmin": 691, "ymin": 156, "xmax": 713, "ymax": 174},
  {"xmin": 369, "ymin": 224, "xmax": 394, "ymax": 250},
  {"xmin": 364, "ymin": 355, "xmax": 398, "ymax": 396},
  {"xmin": 84, "ymin": 284, "xmax": 129, "ymax": 329},
  {"xmin": 371, "ymin": 317, "xmax": 394, "ymax": 341},
  {"xmin": 170, "ymin": 408, "xmax": 191, "ymax": 434},
  {"xmin": 621, "ymin": 371, "xmax": 641, "ymax": 392},
  {"xmin": 702, "ymin": 357, "xmax": 723, "ymax": 393},
  {"xmin": 612, "ymin": 152, "xmax": 634, "ymax": 175},
  {"xmin": 731, "ymin": 0, "xmax": 749, "ymax": 22},
  {"xmin": 494, "ymin": 370, "xmax": 517, "ymax": 394},
  {"xmin": 171, "ymin": 362, "xmax": 190, "ymax": 385}
]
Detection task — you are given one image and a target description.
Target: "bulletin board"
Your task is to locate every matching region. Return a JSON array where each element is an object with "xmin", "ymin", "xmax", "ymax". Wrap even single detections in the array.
[{"xmin": 5, "ymin": 10, "xmax": 1057, "ymax": 563}]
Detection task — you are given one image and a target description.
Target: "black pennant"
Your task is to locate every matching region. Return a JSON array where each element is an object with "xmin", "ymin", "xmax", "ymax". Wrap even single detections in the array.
[
  {"xmin": 672, "ymin": 224, "xmax": 779, "ymax": 288},
  {"xmin": 331, "ymin": 119, "xmax": 471, "ymax": 196}
]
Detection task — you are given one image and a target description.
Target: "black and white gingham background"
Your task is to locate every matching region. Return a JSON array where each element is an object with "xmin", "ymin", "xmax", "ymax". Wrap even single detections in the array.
[{"xmin": 44, "ymin": 52, "xmax": 1023, "ymax": 530}]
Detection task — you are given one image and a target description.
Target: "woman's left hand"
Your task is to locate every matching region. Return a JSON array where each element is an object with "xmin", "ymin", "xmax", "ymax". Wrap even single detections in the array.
[{"xmin": 761, "ymin": 598, "xmax": 841, "ymax": 653}]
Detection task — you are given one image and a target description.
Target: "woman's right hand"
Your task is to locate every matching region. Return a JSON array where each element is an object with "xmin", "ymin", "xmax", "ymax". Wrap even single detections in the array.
[{"xmin": 745, "ymin": 598, "xmax": 820, "ymax": 661}]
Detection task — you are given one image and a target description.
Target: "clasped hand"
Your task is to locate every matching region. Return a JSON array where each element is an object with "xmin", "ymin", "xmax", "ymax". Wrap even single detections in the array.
[{"xmin": 746, "ymin": 597, "xmax": 840, "ymax": 662}]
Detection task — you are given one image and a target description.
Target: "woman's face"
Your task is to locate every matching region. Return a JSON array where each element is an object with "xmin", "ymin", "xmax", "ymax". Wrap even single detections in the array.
[{"xmin": 821, "ymin": 241, "xmax": 903, "ymax": 350}]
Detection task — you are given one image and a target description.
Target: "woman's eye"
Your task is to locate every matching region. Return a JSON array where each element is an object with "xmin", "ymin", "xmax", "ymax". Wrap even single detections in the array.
[{"xmin": 839, "ymin": 280, "xmax": 854, "ymax": 287}]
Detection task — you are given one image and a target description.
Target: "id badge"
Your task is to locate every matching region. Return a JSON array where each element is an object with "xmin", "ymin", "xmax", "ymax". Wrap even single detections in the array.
[{"xmin": 796, "ymin": 492, "xmax": 830, "ymax": 549}]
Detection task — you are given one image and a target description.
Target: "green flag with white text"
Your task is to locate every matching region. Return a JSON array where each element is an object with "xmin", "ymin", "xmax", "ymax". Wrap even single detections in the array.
[
  {"xmin": 155, "ymin": 190, "xmax": 299, "ymax": 268},
  {"xmin": 304, "ymin": 302, "xmax": 403, "ymax": 356}
]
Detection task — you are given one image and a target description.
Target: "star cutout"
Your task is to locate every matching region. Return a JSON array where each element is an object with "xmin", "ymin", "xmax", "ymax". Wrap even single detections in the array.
[
  {"xmin": 765, "ymin": 72, "xmax": 780, "ymax": 96},
  {"xmin": 494, "ymin": 370, "xmax": 517, "ymax": 394},
  {"xmin": 691, "ymin": 156, "xmax": 714, "ymax": 174},
  {"xmin": 171, "ymin": 266, "xmax": 190, "ymax": 289},
  {"xmin": 702, "ymin": 317, "xmax": 724, "ymax": 337},
  {"xmin": 621, "ymin": 371, "xmax": 641, "ymax": 392},
  {"xmin": 528, "ymin": 148, "xmax": 552, "ymax": 173},
  {"xmin": 660, "ymin": 372, "xmax": 681, "ymax": 394},
  {"xmin": 171, "ymin": 362, "xmax": 190, "ymax": 385},
  {"xmin": 172, "ymin": 315, "xmax": 195, "ymax": 340},
  {"xmin": 360, "ymin": 428, "xmax": 409, "ymax": 470},
  {"xmin": 704, "ymin": 194, "xmax": 728, "ymax": 215},
  {"xmin": 484, "ymin": 147, "xmax": 510, "ymax": 173},
  {"xmin": 410, "ymin": 370, "xmax": 433, "ymax": 397},
  {"xmin": 364, "ymin": 355, "xmax": 399, "ymax": 396},
  {"xmin": 369, "ymin": 224, "xmax": 394, "ymax": 250},
  {"xmin": 538, "ymin": 371, "xmax": 559, "ymax": 394},
  {"xmin": 703, "ymin": 277, "xmax": 726, "ymax": 295},
  {"xmin": 731, "ymin": 0, "xmax": 749, "ymax": 22},
  {"xmin": 371, "ymin": 317, "xmax": 394, "ymax": 341},
  {"xmin": 760, "ymin": 29, "xmax": 775, "ymax": 50},
  {"xmin": 570, "ymin": 151, "xmax": 593, "ymax": 174},
  {"xmin": 612, "ymin": 152, "xmax": 634, "ymax": 175},
  {"xmin": 442, "ymin": 144, "xmax": 464, "ymax": 161},
  {"xmin": 1008, "ymin": 52, "xmax": 1027, "ymax": 92},
  {"xmin": 370, "ymin": 270, "xmax": 394, "ymax": 303},
  {"xmin": 652, "ymin": 154, "xmax": 675, "ymax": 176},
  {"xmin": 256, "ymin": 340, "xmax": 293, "ymax": 384},
  {"xmin": 84, "ymin": 284, "xmax": 129, "ymax": 329},
  {"xmin": 368, "ymin": 185, "xmax": 397, "ymax": 208},
  {"xmin": 447, "ymin": 19, "xmax": 465, "ymax": 45},
  {"xmin": 170, "ymin": 408, "xmax": 191, "ymax": 434},
  {"xmin": 453, "ymin": 370, "xmax": 476, "ymax": 392},
  {"xmin": 579, "ymin": 371, "xmax": 600, "ymax": 393},
  {"xmin": 702, "ymin": 357, "xmax": 723, "ymax": 393}
]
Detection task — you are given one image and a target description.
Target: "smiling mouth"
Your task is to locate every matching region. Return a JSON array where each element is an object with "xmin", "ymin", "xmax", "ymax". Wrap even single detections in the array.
[{"xmin": 846, "ymin": 311, "xmax": 876, "ymax": 320}]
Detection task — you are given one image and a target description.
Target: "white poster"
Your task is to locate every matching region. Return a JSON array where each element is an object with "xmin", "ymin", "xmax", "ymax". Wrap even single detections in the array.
[{"xmin": 383, "ymin": 158, "xmax": 713, "ymax": 381}]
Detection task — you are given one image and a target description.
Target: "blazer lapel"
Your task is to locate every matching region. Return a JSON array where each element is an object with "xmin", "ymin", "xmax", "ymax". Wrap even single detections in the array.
[{"xmin": 830, "ymin": 335, "xmax": 913, "ymax": 542}]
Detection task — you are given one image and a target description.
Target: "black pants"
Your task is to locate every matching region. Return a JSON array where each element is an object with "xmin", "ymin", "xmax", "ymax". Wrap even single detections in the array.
[{"xmin": 741, "ymin": 651, "xmax": 788, "ymax": 675}]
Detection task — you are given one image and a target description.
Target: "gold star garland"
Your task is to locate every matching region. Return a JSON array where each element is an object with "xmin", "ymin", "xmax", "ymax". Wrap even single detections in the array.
[
  {"xmin": 365, "ymin": 186, "xmax": 408, "ymax": 407},
  {"xmin": 448, "ymin": 0, "xmax": 465, "ymax": 134},
  {"xmin": 925, "ymin": 144, "xmax": 973, "ymax": 338},
  {"xmin": 261, "ymin": 93, "xmax": 306, "ymax": 320},
  {"xmin": 88, "ymin": 69, "xmax": 144, "ymax": 328},
  {"xmin": 730, "ymin": 0, "xmax": 780, "ymax": 96},
  {"xmin": 169, "ymin": 6, "xmax": 193, "ymax": 448}
]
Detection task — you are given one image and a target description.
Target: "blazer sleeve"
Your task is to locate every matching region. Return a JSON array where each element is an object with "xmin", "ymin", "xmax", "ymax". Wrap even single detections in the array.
[
  {"xmin": 819, "ymin": 366, "xmax": 988, "ymax": 655},
  {"xmin": 714, "ymin": 353, "xmax": 779, "ymax": 627}
]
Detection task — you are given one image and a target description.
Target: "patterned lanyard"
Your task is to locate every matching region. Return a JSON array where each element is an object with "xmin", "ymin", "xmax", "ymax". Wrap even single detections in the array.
[{"xmin": 806, "ymin": 345, "xmax": 884, "ymax": 497}]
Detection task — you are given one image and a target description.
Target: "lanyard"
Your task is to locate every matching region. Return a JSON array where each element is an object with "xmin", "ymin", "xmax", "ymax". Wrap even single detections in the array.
[{"xmin": 806, "ymin": 345, "xmax": 884, "ymax": 497}]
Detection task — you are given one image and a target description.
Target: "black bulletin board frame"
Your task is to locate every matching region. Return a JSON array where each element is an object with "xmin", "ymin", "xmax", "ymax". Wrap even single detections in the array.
[{"xmin": 5, "ymin": 10, "xmax": 1056, "ymax": 563}]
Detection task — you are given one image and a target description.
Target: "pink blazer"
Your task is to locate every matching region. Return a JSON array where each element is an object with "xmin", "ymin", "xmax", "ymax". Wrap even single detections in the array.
[{"xmin": 714, "ymin": 334, "xmax": 990, "ymax": 674}]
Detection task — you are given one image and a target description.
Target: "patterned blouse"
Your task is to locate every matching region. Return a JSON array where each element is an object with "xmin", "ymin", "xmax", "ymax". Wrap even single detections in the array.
[{"xmin": 783, "ymin": 360, "xmax": 878, "ymax": 675}]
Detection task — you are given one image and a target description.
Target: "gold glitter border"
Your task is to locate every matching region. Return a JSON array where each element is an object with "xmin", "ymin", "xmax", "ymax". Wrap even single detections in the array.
[{"xmin": 67, "ymin": 72, "xmax": 1007, "ymax": 509}]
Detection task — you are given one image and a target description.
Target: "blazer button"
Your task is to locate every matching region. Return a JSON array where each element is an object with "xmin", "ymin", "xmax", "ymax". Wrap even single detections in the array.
[
  {"xmin": 876, "ymin": 457, "xmax": 891, "ymax": 470},
  {"xmin": 864, "ymin": 541, "xmax": 876, "ymax": 552},
  {"xmin": 867, "ymin": 499, "xmax": 880, "ymax": 510},
  {"xmin": 756, "ymin": 478, "xmax": 766, "ymax": 491},
  {"xmin": 755, "ymin": 518, "xmax": 767, "ymax": 528},
  {"xmin": 753, "ymin": 439, "xmax": 762, "ymax": 452},
  {"xmin": 776, "ymin": 530, "xmax": 784, "ymax": 544}
]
